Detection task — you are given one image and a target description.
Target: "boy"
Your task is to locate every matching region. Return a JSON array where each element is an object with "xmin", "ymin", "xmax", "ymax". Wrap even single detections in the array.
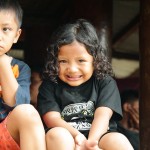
[
  {"xmin": 0, "ymin": 0, "xmax": 46, "ymax": 149},
  {"xmin": 118, "ymin": 89, "xmax": 139, "ymax": 150}
]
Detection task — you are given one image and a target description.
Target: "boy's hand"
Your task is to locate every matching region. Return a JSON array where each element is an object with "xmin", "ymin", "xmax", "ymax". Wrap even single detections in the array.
[
  {"xmin": 75, "ymin": 134, "xmax": 87, "ymax": 150},
  {"xmin": 85, "ymin": 140, "xmax": 102, "ymax": 150},
  {"xmin": 128, "ymin": 105, "xmax": 139, "ymax": 131}
]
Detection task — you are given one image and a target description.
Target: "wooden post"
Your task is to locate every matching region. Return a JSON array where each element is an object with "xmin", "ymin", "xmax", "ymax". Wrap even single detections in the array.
[{"xmin": 139, "ymin": 0, "xmax": 150, "ymax": 149}]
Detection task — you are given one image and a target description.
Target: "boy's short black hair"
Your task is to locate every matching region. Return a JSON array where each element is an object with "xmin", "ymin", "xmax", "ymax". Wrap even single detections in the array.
[
  {"xmin": 121, "ymin": 89, "xmax": 139, "ymax": 106},
  {"xmin": 0, "ymin": 0, "xmax": 23, "ymax": 27}
]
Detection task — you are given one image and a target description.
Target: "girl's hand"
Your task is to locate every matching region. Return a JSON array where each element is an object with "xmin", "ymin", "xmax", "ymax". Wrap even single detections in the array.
[
  {"xmin": 85, "ymin": 140, "xmax": 102, "ymax": 150},
  {"xmin": 75, "ymin": 134, "xmax": 87, "ymax": 150}
]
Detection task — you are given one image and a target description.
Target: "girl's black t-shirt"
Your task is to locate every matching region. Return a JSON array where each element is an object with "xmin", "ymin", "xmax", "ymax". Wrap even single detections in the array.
[{"xmin": 37, "ymin": 76, "xmax": 122, "ymax": 131}]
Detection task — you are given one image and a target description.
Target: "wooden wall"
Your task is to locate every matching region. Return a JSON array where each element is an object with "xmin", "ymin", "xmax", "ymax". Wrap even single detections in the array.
[{"xmin": 22, "ymin": 0, "xmax": 112, "ymax": 68}]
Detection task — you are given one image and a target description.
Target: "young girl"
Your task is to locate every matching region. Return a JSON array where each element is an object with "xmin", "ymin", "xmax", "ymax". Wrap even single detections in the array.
[{"xmin": 37, "ymin": 19, "xmax": 133, "ymax": 150}]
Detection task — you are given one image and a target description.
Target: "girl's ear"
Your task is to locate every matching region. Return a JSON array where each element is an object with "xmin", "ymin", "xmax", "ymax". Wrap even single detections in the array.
[{"xmin": 13, "ymin": 29, "xmax": 22, "ymax": 43}]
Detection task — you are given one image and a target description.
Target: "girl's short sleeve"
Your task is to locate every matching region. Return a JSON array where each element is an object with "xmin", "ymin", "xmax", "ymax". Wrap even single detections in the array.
[{"xmin": 95, "ymin": 76, "xmax": 122, "ymax": 120}]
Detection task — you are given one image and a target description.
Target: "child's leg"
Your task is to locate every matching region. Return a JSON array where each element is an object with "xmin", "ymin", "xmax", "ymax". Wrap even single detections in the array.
[
  {"xmin": 46, "ymin": 127, "xmax": 75, "ymax": 150},
  {"xmin": 7, "ymin": 104, "xmax": 46, "ymax": 150},
  {"xmin": 0, "ymin": 117, "xmax": 20, "ymax": 150},
  {"xmin": 99, "ymin": 132, "xmax": 134, "ymax": 150}
]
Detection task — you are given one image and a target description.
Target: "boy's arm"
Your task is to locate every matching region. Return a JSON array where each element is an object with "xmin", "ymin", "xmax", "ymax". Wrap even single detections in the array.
[
  {"xmin": 0, "ymin": 54, "xmax": 18, "ymax": 106},
  {"xmin": 0, "ymin": 54, "xmax": 31, "ymax": 107},
  {"xmin": 88, "ymin": 106, "xmax": 113, "ymax": 142}
]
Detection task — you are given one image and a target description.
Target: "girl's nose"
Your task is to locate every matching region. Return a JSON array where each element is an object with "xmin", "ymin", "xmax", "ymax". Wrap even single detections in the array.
[{"xmin": 67, "ymin": 64, "xmax": 78, "ymax": 72}]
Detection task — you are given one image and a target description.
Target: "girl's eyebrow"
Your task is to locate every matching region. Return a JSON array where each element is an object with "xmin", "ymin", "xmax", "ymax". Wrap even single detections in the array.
[
  {"xmin": 2, "ymin": 23, "xmax": 11, "ymax": 26},
  {"xmin": 58, "ymin": 56, "xmax": 66, "ymax": 58}
]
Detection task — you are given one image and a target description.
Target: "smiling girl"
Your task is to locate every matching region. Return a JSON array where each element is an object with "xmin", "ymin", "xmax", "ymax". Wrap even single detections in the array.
[{"xmin": 37, "ymin": 19, "xmax": 133, "ymax": 150}]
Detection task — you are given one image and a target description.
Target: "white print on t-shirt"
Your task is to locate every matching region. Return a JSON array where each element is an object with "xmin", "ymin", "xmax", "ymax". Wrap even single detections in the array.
[
  {"xmin": 61, "ymin": 101, "xmax": 95, "ymax": 130},
  {"xmin": 68, "ymin": 122, "xmax": 91, "ymax": 130}
]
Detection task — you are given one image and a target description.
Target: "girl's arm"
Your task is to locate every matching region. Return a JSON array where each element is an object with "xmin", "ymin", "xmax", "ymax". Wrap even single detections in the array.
[
  {"xmin": 88, "ymin": 106, "xmax": 113, "ymax": 142},
  {"xmin": 43, "ymin": 111, "xmax": 87, "ymax": 150},
  {"xmin": 43, "ymin": 111, "xmax": 84, "ymax": 138}
]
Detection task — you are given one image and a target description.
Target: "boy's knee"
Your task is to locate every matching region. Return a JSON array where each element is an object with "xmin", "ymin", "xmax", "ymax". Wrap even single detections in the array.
[
  {"xmin": 14, "ymin": 104, "xmax": 36, "ymax": 114},
  {"xmin": 12, "ymin": 104, "xmax": 41, "ymax": 123}
]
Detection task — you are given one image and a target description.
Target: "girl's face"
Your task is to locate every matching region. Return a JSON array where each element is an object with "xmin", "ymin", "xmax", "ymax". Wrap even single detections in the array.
[{"xmin": 58, "ymin": 41, "xmax": 94, "ymax": 86}]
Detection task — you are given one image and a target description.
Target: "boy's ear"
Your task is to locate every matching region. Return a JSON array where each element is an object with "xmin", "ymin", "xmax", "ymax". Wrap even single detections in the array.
[
  {"xmin": 13, "ymin": 29, "xmax": 22, "ymax": 43},
  {"xmin": 123, "ymin": 103, "xmax": 131, "ymax": 112}
]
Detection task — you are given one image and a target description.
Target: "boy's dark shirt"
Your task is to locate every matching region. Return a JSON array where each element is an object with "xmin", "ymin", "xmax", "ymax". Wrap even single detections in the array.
[{"xmin": 37, "ymin": 76, "xmax": 122, "ymax": 131}]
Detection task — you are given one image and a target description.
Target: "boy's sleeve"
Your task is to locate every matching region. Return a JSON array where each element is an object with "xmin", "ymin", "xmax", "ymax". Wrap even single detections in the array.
[{"xmin": 15, "ymin": 63, "xmax": 31, "ymax": 104}]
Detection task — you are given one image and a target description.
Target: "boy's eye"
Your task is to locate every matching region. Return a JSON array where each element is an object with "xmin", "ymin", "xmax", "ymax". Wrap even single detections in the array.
[{"xmin": 3, "ymin": 27, "xmax": 12, "ymax": 32}]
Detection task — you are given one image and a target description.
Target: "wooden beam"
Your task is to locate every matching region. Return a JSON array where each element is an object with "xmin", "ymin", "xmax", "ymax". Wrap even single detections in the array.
[{"xmin": 112, "ymin": 14, "xmax": 139, "ymax": 48}]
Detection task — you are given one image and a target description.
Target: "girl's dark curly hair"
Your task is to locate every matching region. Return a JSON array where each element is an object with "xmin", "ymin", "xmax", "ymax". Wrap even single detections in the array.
[{"xmin": 43, "ymin": 19, "xmax": 113, "ymax": 83}]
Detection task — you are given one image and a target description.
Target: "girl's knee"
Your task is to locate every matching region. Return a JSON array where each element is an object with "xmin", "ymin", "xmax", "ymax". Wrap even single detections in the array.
[
  {"xmin": 47, "ymin": 127, "xmax": 71, "ymax": 138},
  {"xmin": 46, "ymin": 127, "xmax": 75, "ymax": 150},
  {"xmin": 46, "ymin": 127, "xmax": 73, "ymax": 141},
  {"xmin": 99, "ymin": 132, "xmax": 133, "ymax": 150}
]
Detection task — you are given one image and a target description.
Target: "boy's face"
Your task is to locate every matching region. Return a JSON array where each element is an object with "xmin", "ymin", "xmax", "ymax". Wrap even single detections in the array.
[
  {"xmin": 0, "ymin": 10, "xmax": 21, "ymax": 55},
  {"xmin": 58, "ymin": 41, "xmax": 94, "ymax": 86}
]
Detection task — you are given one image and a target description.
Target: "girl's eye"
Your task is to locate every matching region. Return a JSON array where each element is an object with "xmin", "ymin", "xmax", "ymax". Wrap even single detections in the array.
[
  {"xmin": 79, "ymin": 59, "xmax": 86, "ymax": 63},
  {"xmin": 59, "ymin": 60, "xmax": 67, "ymax": 63}
]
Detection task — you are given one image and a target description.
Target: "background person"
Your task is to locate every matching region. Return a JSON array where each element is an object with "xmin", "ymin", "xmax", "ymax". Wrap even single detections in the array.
[{"xmin": 117, "ymin": 89, "xmax": 139, "ymax": 150}]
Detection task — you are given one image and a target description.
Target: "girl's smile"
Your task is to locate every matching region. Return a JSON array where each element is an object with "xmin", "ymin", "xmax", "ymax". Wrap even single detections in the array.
[{"xmin": 65, "ymin": 75, "xmax": 83, "ymax": 81}]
